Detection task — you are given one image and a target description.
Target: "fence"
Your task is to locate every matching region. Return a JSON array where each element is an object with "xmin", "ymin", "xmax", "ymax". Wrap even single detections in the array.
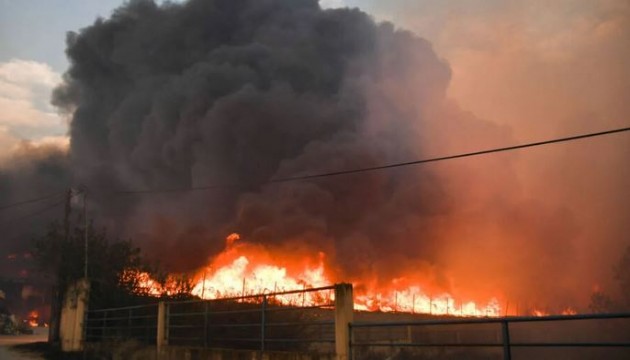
[
  {"xmin": 164, "ymin": 285, "xmax": 337, "ymax": 353},
  {"xmin": 82, "ymin": 284, "xmax": 630, "ymax": 359},
  {"xmin": 85, "ymin": 303, "xmax": 158, "ymax": 344},
  {"xmin": 83, "ymin": 283, "xmax": 354, "ymax": 359},
  {"xmin": 349, "ymin": 312, "xmax": 630, "ymax": 360}
]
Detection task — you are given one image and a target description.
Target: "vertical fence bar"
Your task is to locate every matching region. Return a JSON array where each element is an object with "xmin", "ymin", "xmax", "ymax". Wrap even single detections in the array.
[
  {"xmin": 203, "ymin": 301, "xmax": 209, "ymax": 348},
  {"xmin": 128, "ymin": 308, "xmax": 132, "ymax": 338},
  {"xmin": 348, "ymin": 323, "xmax": 353, "ymax": 360},
  {"xmin": 82, "ymin": 310, "xmax": 88, "ymax": 345},
  {"xmin": 501, "ymin": 320, "xmax": 512, "ymax": 360},
  {"xmin": 166, "ymin": 303, "xmax": 170, "ymax": 345},
  {"xmin": 145, "ymin": 311, "xmax": 149, "ymax": 343},
  {"xmin": 261, "ymin": 295, "xmax": 267, "ymax": 352},
  {"xmin": 103, "ymin": 310, "xmax": 108, "ymax": 341}
]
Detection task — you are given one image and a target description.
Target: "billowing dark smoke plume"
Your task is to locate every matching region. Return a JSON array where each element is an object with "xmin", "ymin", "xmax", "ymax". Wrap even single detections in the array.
[{"xmin": 2, "ymin": 0, "xmax": 589, "ymax": 309}]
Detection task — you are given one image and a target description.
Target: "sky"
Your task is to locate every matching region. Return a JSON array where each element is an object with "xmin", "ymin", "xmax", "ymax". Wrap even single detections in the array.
[
  {"xmin": 0, "ymin": 0, "xmax": 128, "ymax": 155},
  {"xmin": 1, "ymin": 0, "xmax": 629, "ymax": 298}
]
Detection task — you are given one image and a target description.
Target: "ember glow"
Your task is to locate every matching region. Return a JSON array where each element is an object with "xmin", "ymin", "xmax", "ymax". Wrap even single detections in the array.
[
  {"xmin": 121, "ymin": 270, "xmax": 186, "ymax": 297},
  {"xmin": 562, "ymin": 308, "xmax": 578, "ymax": 316},
  {"xmin": 26, "ymin": 310, "xmax": 39, "ymax": 327},
  {"xmin": 122, "ymin": 270, "xmax": 164, "ymax": 296},
  {"xmin": 532, "ymin": 309, "xmax": 549, "ymax": 317}
]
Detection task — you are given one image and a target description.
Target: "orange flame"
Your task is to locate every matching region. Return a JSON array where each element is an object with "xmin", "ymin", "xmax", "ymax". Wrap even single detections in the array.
[
  {"xmin": 131, "ymin": 234, "xmax": 570, "ymax": 317},
  {"xmin": 186, "ymin": 234, "xmax": 502, "ymax": 316},
  {"xmin": 26, "ymin": 310, "xmax": 39, "ymax": 327},
  {"xmin": 121, "ymin": 270, "xmax": 183, "ymax": 297},
  {"xmin": 561, "ymin": 307, "xmax": 577, "ymax": 316},
  {"xmin": 190, "ymin": 234, "xmax": 332, "ymax": 305},
  {"xmin": 122, "ymin": 270, "xmax": 164, "ymax": 296},
  {"xmin": 532, "ymin": 309, "xmax": 549, "ymax": 317}
]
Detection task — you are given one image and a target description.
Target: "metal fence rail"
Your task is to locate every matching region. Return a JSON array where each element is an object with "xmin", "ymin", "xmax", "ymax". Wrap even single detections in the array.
[
  {"xmin": 85, "ymin": 303, "xmax": 158, "ymax": 344},
  {"xmin": 165, "ymin": 285, "xmax": 337, "ymax": 354},
  {"xmin": 349, "ymin": 312, "xmax": 630, "ymax": 360}
]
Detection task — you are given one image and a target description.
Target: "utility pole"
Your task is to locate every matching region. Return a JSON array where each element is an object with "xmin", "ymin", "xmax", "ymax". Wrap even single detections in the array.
[
  {"xmin": 49, "ymin": 188, "xmax": 74, "ymax": 344},
  {"xmin": 82, "ymin": 188, "xmax": 88, "ymax": 279},
  {"xmin": 64, "ymin": 188, "xmax": 72, "ymax": 242}
]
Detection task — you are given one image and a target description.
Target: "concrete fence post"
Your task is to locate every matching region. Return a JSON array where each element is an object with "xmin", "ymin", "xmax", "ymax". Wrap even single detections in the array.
[
  {"xmin": 334, "ymin": 283, "xmax": 354, "ymax": 360},
  {"xmin": 157, "ymin": 302, "xmax": 167, "ymax": 355},
  {"xmin": 60, "ymin": 278, "xmax": 90, "ymax": 352}
]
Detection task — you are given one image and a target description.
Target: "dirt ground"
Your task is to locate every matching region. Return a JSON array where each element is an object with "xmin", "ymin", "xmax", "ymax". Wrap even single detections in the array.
[{"xmin": 0, "ymin": 327, "xmax": 48, "ymax": 360}]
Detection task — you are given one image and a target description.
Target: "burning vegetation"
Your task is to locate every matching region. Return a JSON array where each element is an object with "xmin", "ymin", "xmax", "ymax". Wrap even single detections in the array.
[
  {"xmin": 129, "ymin": 233, "xmax": 551, "ymax": 317},
  {"xmin": 188, "ymin": 233, "xmax": 503, "ymax": 316}
]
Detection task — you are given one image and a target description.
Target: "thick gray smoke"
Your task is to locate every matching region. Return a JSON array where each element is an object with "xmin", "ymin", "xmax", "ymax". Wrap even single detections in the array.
[
  {"xmin": 2, "ymin": 0, "xmax": 590, "ymax": 309},
  {"xmin": 51, "ymin": 0, "xmax": 458, "ymax": 271}
]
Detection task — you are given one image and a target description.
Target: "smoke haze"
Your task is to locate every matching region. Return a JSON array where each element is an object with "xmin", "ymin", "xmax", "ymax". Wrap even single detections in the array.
[{"xmin": 341, "ymin": 0, "xmax": 630, "ymax": 305}]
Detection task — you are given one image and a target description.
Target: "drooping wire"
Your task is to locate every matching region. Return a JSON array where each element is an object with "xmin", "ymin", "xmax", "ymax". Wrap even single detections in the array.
[
  {"xmin": 0, "ymin": 192, "xmax": 66, "ymax": 211},
  {"xmin": 0, "ymin": 191, "xmax": 81, "ymax": 226},
  {"xmin": 0, "ymin": 200, "xmax": 65, "ymax": 226}
]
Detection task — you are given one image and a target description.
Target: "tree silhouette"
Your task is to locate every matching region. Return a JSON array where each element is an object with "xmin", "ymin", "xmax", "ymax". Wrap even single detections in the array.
[
  {"xmin": 613, "ymin": 244, "xmax": 630, "ymax": 310},
  {"xmin": 33, "ymin": 221, "xmax": 157, "ymax": 309},
  {"xmin": 32, "ymin": 221, "xmax": 194, "ymax": 342},
  {"xmin": 589, "ymin": 243, "xmax": 630, "ymax": 313}
]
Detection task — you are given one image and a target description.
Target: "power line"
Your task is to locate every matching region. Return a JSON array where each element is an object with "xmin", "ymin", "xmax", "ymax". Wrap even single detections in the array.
[
  {"xmin": 0, "ymin": 200, "xmax": 66, "ymax": 226},
  {"xmin": 116, "ymin": 125, "xmax": 630, "ymax": 195},
  {"xmin": 268, "ymin": 126, "xmax": 630, "ymax": 184},
  {"xmin": 0, "ymin": 192, "xmax": 65, "ymax": 211},
  {"xmin": 0, "ymin": 192, "xmax": 81, "ymax": 226}
]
